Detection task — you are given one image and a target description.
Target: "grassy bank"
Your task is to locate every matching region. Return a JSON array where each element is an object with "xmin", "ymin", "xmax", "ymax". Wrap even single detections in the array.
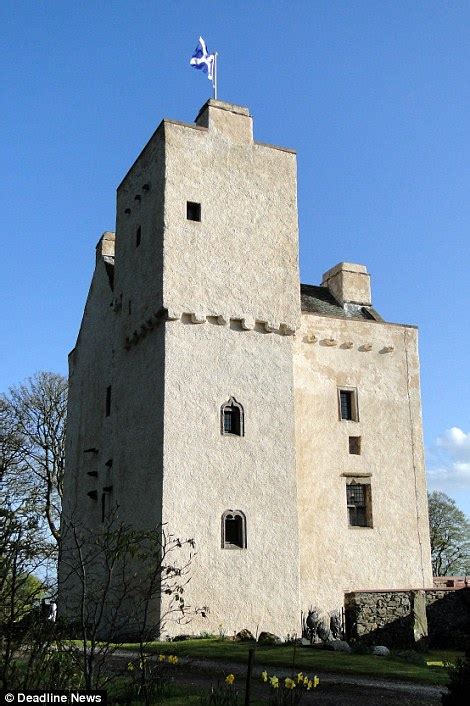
[{"xmin": 120, "ymin": 639, "xmax": 462, "ymax": 686}]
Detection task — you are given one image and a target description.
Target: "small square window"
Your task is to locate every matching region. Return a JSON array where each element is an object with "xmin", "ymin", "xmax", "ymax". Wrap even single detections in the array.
[
  {"xmin": 338, "ymin": 388, "xmax": 358, "ymax": 421},
  {"xmin": 349, "ymin": 436, "xmax": 361, "ymax": 455},
  {"xmin": 187, "ymin": 201, "xmax": 201, "ymax": 221}
]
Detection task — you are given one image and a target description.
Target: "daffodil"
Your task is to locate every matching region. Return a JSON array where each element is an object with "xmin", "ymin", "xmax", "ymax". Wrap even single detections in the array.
[
  {"xmin": 158, "ymin": 654, "xmax": 166, "ymax": 662},
  {"xmin": 225, "ymin": 673, "xmax": 235, "ymax": 685},
  {"xmin": 285, "ymin": 677, "xmax": 296, "ymax": 690},
  {"xmin": 297, "ymin": 671, "xmax": 304, "ymax": 683},
  {"xmin": 168, "ymin": 655, "xmax": 178, "ymax": 664},
  {"xmin": 303, "ymin": 676, "xmax": 309, "ymax": 686},
  {"xmin": 313, "ymin": 675, "xmax": 320, "ymax": 688},
  {"xmin": 127, "ymin": 661, "xmax": 134, "ymax": 671},
  {"xmin": 260, "ymin": 670, "xmax": 268, "ymax": 682},
  {"xmin": 307, "ymin": 680, "xmax": 313, "ymax": 690},
  {"xmin": 269, "ymin": 675, "xmax": 279, "ymax": 688}
]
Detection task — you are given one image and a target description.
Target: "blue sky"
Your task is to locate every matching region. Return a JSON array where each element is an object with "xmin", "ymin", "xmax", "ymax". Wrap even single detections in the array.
[{"xmin": 1, "ymin": 1, "xmax": 469, "ymax": 515}]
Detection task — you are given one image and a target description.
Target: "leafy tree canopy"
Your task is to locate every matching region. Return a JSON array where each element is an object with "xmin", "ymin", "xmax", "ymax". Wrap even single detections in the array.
[{"xmin": 428, "ymin": 491, "xmax": 470, "ymax": 576}]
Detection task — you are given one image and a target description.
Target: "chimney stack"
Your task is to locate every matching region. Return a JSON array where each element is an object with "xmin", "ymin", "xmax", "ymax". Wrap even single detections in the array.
[{"xmin": 322, "ymin": 262, "xmax": 371, "ymax": 306}]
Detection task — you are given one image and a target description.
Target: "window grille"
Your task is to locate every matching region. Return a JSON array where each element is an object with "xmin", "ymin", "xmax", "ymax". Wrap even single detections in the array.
[{"xmin": 346, "ymin": 483, "xmax": 371, "ymax": 527}]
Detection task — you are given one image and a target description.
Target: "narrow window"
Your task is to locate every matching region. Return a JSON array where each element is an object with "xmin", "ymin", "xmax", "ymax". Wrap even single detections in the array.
[
  {"xmin": 221, "ymin": 398, "xmax": 244, "ymax": 437},
  {"xmin": 346, "ymin": 483, "xmax": 372, "ymax": 527},
  {"xmin": 136, "ymin": 225, "xmax": 141, "ymax": 247},
  {"xmin": 187, "ymin": 201, "xmax": 201, "ymax": 221},
  {"xmin": 128, "ymin": 300, "xmax": 132, "ymax": 315},
  {"xmin": 105, "ymin": 386, "xmax": 112, "ymax": 417},
  {"xmin": 338, "ymin": 388, "xmax": 358, "ymax": 421},
  {"xmin": 222, "ymin": 510, "xmax": 247, "ymax": 549},
  {"xmin": 349, "ymin": 436, "xmax": 361, "ymax": 455},
  {"xmin": 101, "ymin": 492, "xmax": 106, "ymax": 523}
]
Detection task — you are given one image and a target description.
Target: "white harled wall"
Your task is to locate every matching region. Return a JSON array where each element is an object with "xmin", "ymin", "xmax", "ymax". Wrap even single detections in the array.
[{"xmin": 60, "ymin": 99, "xmax": 433, "ymax": 639}]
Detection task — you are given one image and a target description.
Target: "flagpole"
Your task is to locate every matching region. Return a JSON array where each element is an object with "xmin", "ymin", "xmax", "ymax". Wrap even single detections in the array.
[{"xmin": 213, "ymin": 52, "xmax": 218, "ymax": 100}]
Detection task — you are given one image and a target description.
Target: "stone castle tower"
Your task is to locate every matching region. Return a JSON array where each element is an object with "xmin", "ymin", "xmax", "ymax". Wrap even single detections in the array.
[{"xmin": 60, "ymin": 100, "xmax": 433, "ymax": 638}]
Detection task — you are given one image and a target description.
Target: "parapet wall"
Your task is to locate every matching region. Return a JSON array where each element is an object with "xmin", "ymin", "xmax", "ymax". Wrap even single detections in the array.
[{"xmin": 345, "ymin": 588, "xmax": 470, "ymax": 648}]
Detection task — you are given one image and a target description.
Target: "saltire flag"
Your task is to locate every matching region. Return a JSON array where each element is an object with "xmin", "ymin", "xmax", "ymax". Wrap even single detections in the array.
[{"xmin": 190, "ymin": 36, "xmax": 215, "ymax": 82}]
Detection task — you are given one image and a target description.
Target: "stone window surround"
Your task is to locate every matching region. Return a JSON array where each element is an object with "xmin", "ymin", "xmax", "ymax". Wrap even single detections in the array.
[
  {"xmin": 221, "ymin": 509, "xmax": 247, "ymax": 549},
  {"xmin": 343, "ymin": 474, "xmax": 373, "ymax": 529},
  {"xmin": 221, "ymin": 397, "xmax": 244, "ymax": 437},
  {"xmin": 338, "ymin": 386, "xmax": 359, "ymax": 422}
]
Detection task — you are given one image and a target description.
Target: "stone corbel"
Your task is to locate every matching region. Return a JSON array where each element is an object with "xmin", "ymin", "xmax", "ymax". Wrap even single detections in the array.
[
  {"xmin": 241, "ymin": 318, "xmax": 255, "ymax": 331},
  {"xmin": 280, "ymin": 323, "xmax": 296, "ymax": 336},
  {"xmin": 323, "ymin": 338, "xmax": 337, "ymax": 347},
  {"xmin": 360, "ymin": 343, "xmax": 373, "ymax": 352},
  {"xmin": 381, "ymin": 345, "xmax": 394, "ymax": 353},
  {"xmin": 191, "ymin": 312, "xmax": 206, "ymax": 324},
  {"xmin": 264, "ymin": 321, "xmax": 277, "ymax": 333},
  {"xmin": 306, "ymin": 333, "xmax": 317, "ymax": 344},
  {"xmin": 342, "ymin": 341, "xmax": 354, "ymax": 349},
  {"xmin": 217, "ymin": 314, "xmax": 229, "ymax": 326},
  {"xmin": 166, "ymin": 309, "xmax": 181, "ymax": 321}
]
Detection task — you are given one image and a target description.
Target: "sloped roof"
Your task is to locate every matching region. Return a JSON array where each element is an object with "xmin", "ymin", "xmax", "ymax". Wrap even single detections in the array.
[{"xmin": 300, "ymin": 284, "xmax": 383, "ymax": 322}]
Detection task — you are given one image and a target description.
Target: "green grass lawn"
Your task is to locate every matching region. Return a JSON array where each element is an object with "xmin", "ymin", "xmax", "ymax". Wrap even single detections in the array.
[{"xmin": 120, "ymin": 639, "xmax": 463, "ymax": 686}]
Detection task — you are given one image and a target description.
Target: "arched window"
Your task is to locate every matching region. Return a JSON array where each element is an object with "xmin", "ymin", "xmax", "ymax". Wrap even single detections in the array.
[
  {"xmin": 221, "ymin": 397, "xmax": 244, "ymax": 436},
  {"xmin": 221, "ymin": 510, "xmax": 247, "ymax": 549}
]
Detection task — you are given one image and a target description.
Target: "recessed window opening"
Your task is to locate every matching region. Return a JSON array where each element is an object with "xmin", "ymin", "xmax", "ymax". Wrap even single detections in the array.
[
  {"xmin": 187, "ymin": 201, "xmax": 201, "ymax": 221},
  {"xmin": 128, "ymin": 300, "xmax": 132, "ymax": 315},
  {"xmin": 105, "ymin": 386, "xmax": 112, "ymax": 417},
  {"xmin": 338, "ymin": 388, "xmax": 358, "ymax": 421},
  {"xmin": 136, "ymin": 226, "xmax": 141, "ymax": 247},
  {"xmin": 222, "ymin": 510, "xmax": 246, "ymax": 549},
  {"xmin": 349, "ymin": 436, "xmax": 361, "ymax": 455},
  {"xmin": 346, "ymin": 483, "xmax": 372, "ymax": 527},
  {"xmin": 221, "ymin": 398, "xmax": 244, "ymax": 436}
]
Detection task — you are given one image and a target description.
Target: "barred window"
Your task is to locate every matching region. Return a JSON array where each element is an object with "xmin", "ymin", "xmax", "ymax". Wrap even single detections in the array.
[
  {"xmin": 221, "ymin": 397, "xmax": 244, "ymax": 437},
  {"xmin": 346, "ymin": 483, "xmax": 372, "ymax": 527},
  {"xmin": 222, "ymin": 510, "xmax": 246, "ymax": 549}
]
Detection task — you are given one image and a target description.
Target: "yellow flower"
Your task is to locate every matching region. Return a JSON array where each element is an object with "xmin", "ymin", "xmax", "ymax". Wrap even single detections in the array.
[
  {"xmin": 285, "ymin": 677, "xmax": 296, "ymax": 690},
  {"xmin": 303, "ymin": 676, "xmax": 309, "ymax": 686},
  {"xmin": 127, "ymin": 661, "xmax": 134, "ymax": 671},
  {"xmin": 225, "ymin": 673, "xmax": 235, "ymax": 685},
  {"xmin": 260, "ymin": 670, "xmax": 268, "ymax": 683},
  {"xmin": 307, "ymin": 680, "xmax": 313, "ymax": 690},
  {"xmin": 297, "ymin": 672, "xmax": 304, "ymax": 683},
  {"xmin": 269, "ymin": 676, "xmax": 279, "ymax": 688},
  {"xmin": 313, "ymin": 675, "xmax": 320, "ymax": 688},
  {"xmin": 158, "ymin": 654, "xmax": 166, "ymax": 662},
  {"xmin": 168, "ymin": 655, "xmax": 178, "ymax": 664}
]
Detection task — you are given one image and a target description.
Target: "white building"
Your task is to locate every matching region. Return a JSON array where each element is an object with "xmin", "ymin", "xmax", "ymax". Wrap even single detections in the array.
[{"xmin": 59, "ymin": 100, "xmax": 433, "ymax": 639}]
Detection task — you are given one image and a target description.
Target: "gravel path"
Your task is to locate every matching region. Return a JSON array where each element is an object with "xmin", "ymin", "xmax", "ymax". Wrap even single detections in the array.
[{"xmin": 112, "ymin": 650, "xmax": 446, "ymax": 705}]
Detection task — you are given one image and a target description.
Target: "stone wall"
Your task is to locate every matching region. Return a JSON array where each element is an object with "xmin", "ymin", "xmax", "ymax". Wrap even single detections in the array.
[
  {"xmin": 345, "ymin": 588, "xmax": 470, "ymax": 648},
  {"xmin": 426, "ymin": 589, "xmax": 470, "ymax": 648}
]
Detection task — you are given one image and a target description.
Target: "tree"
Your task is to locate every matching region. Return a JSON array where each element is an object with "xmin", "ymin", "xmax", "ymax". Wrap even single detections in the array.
[
  {"xmin": 59, "ymin": 513, "xmax": 206, "ymax": 691},
  {"xmin": 1, "ymin": 372, "xmax": 67, "ymax": 545},
  {"xmin": 428, "ymin": 491, "xmax": 470, "ymax": 576}
]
